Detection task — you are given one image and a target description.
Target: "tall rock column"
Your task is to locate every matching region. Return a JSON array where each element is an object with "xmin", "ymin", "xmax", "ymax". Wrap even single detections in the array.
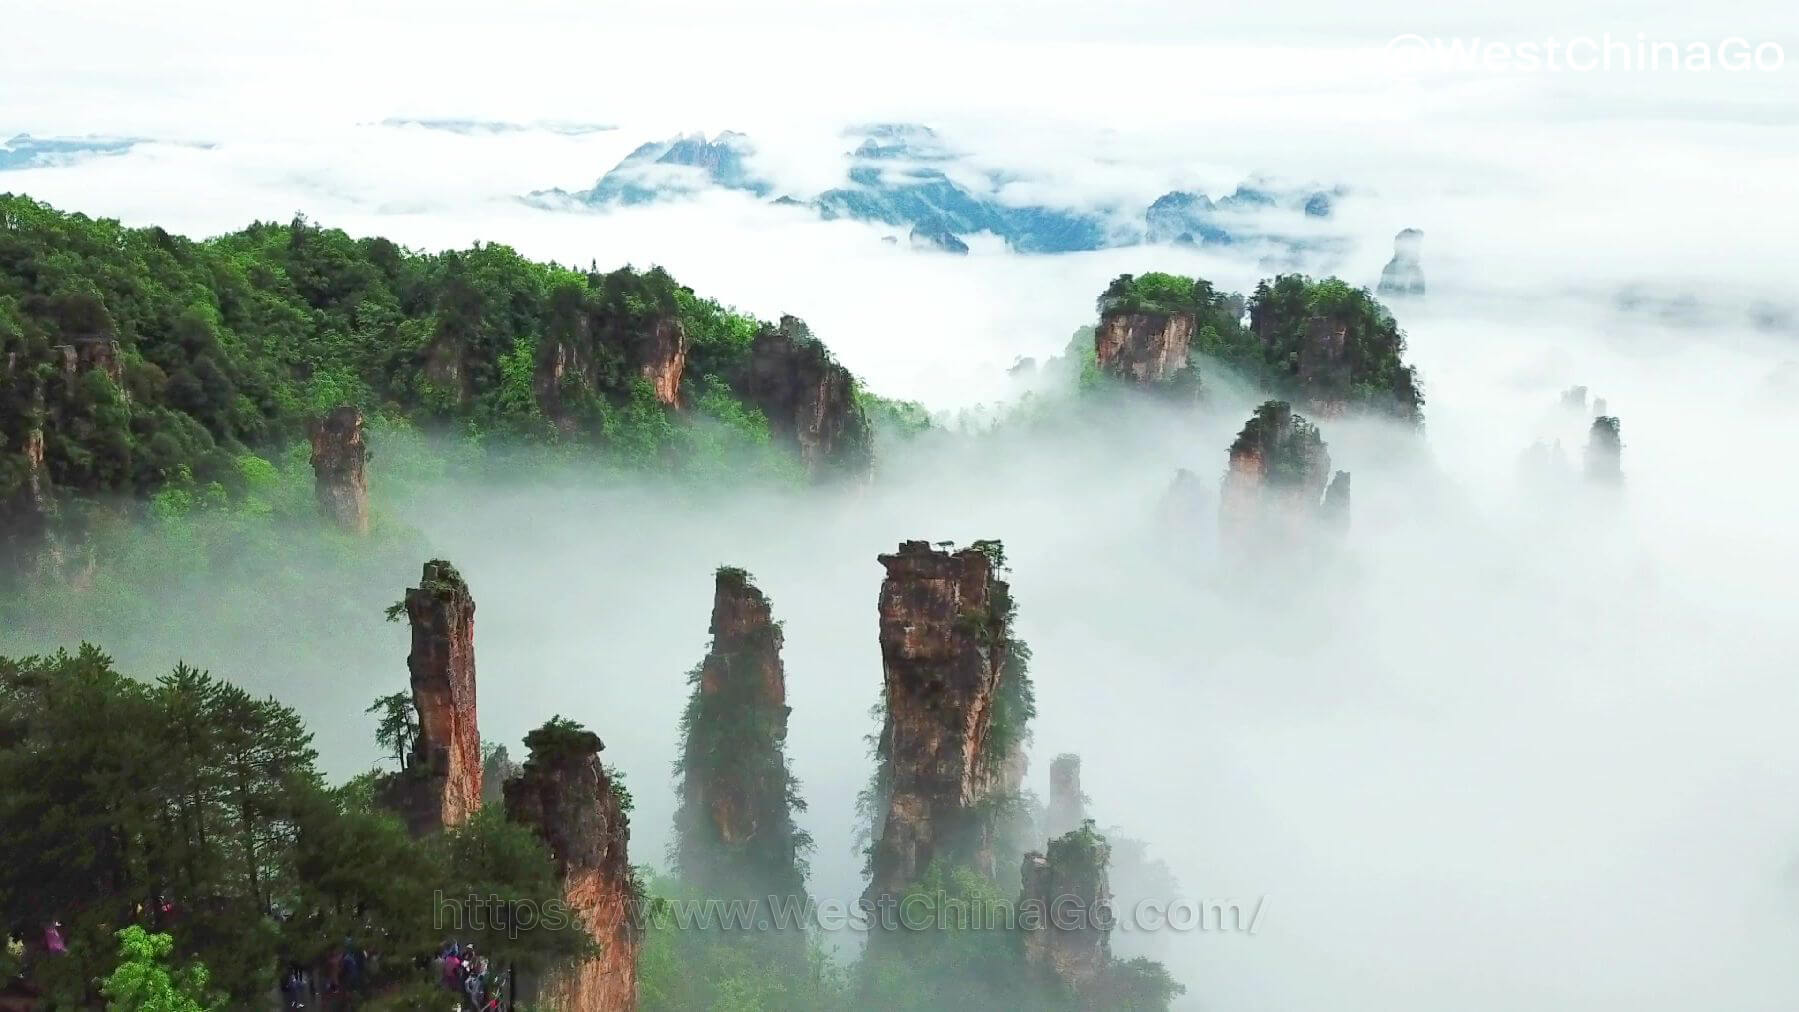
[
  {"xmin": 674, "ymin": 567, "xmax": 807, "ymax": 902},
  {"xmin": 397, "ymin": 560, "xmax": 481, "ymax": 833},
  {"xmin": 1094, "ymin": 311, "xmax": 1195, "ymax": 385},
  {"xmin": 309, "ymin": 406, "xmax": 369, "ymax": 534},
  {"xmin": 1020, "ymin": 824, "xmax": 1114, "ymax": 1003},
  {"xmin": 504, "ymin": 719, "xmax": 639, "ymax": 1012},
  {"xmin": 1585, "ymin": 415, "xmax": 1623, "ymax": 485},
  {"xmin": 1044, "ymin": 753, "xmax": 1087, "ymax": 839},
  {"xmin": 863, "ymin": 541, "xmax": 1012, "ymax": 906}
]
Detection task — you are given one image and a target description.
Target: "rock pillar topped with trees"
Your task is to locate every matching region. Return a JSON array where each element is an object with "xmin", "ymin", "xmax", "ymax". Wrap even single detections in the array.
[
  {"xmin": 385, "ymin": 559, "xmax": 481, "ymax": 834},
  {"xmin": 863, "ymin": 540, "xmax": 1019, "ymax": 906},
  {"xmin": 674, "ymin": 566, "xmax": 808, "ymax": 902},
  {"xmin": 1220, "ymin": 401, "xmax": 1349, "ymax": 544},
  {"xmin": 308, "ymin": 405, "xmax": 369, "ymax": 534},
  {"xmin": 503, "ymin": 718, "xmax": 639, "ymax": 1012}
]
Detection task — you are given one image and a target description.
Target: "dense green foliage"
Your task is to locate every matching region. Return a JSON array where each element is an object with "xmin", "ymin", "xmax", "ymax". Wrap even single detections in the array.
[
  {"xmin": 0, "ymin": 645, "xmax": 587, "ymax": 1006},
  {"xmin": 1247, "ymin": 274, "xmax": 1423, "ymax": 419},
  {"xmin": 99, "ymin": 926, "xmax": 221, "ymax": 1012},
  {"xmin": 0, "ymin": 194, "xmax": 922, "ymax": 542}
]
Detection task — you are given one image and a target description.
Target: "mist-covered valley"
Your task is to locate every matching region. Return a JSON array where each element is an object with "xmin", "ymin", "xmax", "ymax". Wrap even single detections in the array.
[{"xmin": 6, "ymin": 1, "xmax": 1799, "ymax": 1009}]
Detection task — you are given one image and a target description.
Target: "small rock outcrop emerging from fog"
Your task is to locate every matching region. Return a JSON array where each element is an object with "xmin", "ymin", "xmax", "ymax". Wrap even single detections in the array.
[
  {"xmin": 1322, "ymin": 470, "xmax": 1352, "ymax": 531},
  {"xmin": 1220, "ymin": 401, "xmax": 1348, "ymax": 541},
  {"xmin": 863, "ymin": 541, "xmax": 1014, "ymax": 906},
  {"xmin": 391, "ymin": 560, "xmax": 482, "ymax": 834},
  {"xmin": 733, "ymin": 316, "xmax": 872, "ymax": 479},
  {"xmin": 1376, "ymin": 228, "xmax": 1426, "ymax": 298},
  {"xmin": 1094, "ymin": 311, "xmax": 1195, "ymax": 385},
  {"xmin": 308, "ymin": 406, "xmax": 370, "ymax": 534},
  {"xmin": 1020, "ymin": 823, "xmax": 1113, "ymax": 1000},
  {"xmin": 1585, "ymin": 416, "xmax": 1623, "ymax": 485},
  {"xmin": 504, "ymin": 719, "xmax": 639, "ymax": 1012},
  {"xmin": 1045, "ymin": 753, "xmax": 1088, "ymax": 839},
  {"xmin": 674, "ymin": 567, "xmax": 808, "ymax": 903}
]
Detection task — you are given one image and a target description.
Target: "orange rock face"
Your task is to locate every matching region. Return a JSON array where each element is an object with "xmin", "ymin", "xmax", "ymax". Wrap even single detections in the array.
[
  {"xmin": 863, "ymin": 541, "xmax": 1011, "ymax": 905},
  {"xmin": 401, "ymin": 560, "xmax": 481, "ymax": 833},
  {"xmin": 636, "ymin": 317, "xmax": 686, "ymax": 407},
  {"xmin": 308, "ymin": 406, "xmax": 369, "ymax": 534},
  {"xmin": 1094, "ymin": 311, "xmax": 1195, "ymax": 384},
  {"xmin": 504, "ymin": 729, "xmax": 638, "ymax": 1012}
]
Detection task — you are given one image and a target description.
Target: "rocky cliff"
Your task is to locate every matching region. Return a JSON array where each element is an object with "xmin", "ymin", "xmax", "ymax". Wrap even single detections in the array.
[
  {"xmin": 732, "ymin": 316, "xmax": 872, "ymax": 479},
  {"xmin": 674, "ymin": 567, "xmax": 807, "ymax": 901},
  {"xmin": 1220, "ymin": 401, "xmax": 1346, "ymax": 542},
  {"xmin": 504, "ymin": 719, "xmax": 639, "ymax": 1012},
  {"xmin": 534, "ymin": 312, "xmax": 688, "ymax": 431},
  {"xmin": 1376, "ymin": 228, "xmax": 1426, "ymax": 298},
  {"xmin": 388, "ymin": 560, "xmax": 482, "ymax": 834},
  {"xmin": 1093, "ymin": 312, "xmax": 1194, "ymax": 385},
  {"xmin": 1020, "ymin": 824, "xmax": 1113, "ymax": 1002},
  {"xmin": 308, "ymin": 406, "xmax": 369, "ymax": 534},
  {"xmin": 863, "ymin": 541, "xmax": 1013, "ymax": 906},
  {"xmin": 1295, "ymin": 316, "xmax": 1351, "ymax": 417}
]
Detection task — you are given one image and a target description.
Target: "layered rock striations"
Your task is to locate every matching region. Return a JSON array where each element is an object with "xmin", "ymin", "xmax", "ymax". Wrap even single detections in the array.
[
  {"xmin": 674, "ymin": 567, "xmax": 808, "ymax": 902},
  {"xmin": 731, "ymin": 316, "xmax": 872, "ymax": 479},
  {"xmin": 504, "ymin": 719, "xmax": 639, "ymax": 1012},
  {"xmin": 863, "ymin": 541, "xmax": 1015, "ymax": 906},
  {"xmin": 308, "ymin": 405, "xmax": 369, "ymax": 534}
]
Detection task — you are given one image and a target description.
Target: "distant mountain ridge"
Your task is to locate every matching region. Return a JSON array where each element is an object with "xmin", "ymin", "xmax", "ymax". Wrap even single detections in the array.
[{"xmin": 525, "ymin": 123, "xmax": 1345, "ymax": 260}]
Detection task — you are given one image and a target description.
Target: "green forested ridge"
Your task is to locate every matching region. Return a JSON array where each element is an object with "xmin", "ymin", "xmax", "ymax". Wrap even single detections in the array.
[{"xmin": 0, "ymin": 193, "xmax": 917, "ymax": 523}]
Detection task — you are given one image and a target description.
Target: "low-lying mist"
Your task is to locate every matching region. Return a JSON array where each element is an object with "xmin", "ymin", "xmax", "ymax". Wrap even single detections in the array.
[{"xmin": 12, "ymin": 283, "xmax": 1798, "ymax": 1009}]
